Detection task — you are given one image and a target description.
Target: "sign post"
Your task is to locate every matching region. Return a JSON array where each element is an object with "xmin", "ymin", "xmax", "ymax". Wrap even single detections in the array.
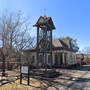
[{"xmin": 20, "ymin": 66, "xmax": 30, "ymax": 85}]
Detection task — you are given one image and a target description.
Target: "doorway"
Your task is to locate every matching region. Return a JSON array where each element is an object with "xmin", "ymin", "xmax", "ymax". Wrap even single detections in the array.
[{"xmin": 55, "ymin": 54, "xmax": 58, "ymax": 65}]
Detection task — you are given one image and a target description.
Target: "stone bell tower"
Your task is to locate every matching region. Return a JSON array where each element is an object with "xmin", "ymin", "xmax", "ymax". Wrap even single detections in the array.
[{"xmin": 34, "ymin": 16, "xmax": 55, "ymax": 68}]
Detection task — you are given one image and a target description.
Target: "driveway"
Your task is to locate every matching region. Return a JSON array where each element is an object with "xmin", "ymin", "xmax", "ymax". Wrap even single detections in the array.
[{"xmin": 47, "ymin": 65, "xmax": 90, "ymax": 90}]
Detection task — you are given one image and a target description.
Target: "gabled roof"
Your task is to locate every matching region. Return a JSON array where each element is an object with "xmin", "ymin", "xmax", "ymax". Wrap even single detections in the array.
[
  {"xmin": 34, "ymin": 16, "xmax": 55, "ymax": 30},
  {"xmin": 25, "ymin": 38, "xmax": 76, "ymax": 52},
  {"xmin": 52, "ymin": 38, "xmax": 71, "ymax": 48},
  {"xmin": 52, "ymin": 39, "xmax": 63, "ymax": 47}
]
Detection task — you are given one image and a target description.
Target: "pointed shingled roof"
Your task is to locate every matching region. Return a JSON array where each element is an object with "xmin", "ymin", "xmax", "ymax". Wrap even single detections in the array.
[{"xmin": 34, "ymin": 16, "xmax": 55, "ymax": 30}]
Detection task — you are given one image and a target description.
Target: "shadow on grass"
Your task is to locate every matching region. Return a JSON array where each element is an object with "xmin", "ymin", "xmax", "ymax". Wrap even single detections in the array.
[{"xmin": 1, "ymin": 66, "xmax": 90, "ymax": 90}]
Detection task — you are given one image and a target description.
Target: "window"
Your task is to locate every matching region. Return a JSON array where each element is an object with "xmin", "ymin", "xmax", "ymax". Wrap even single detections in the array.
[{"xmin": 70, "ymin": 52, "xmax": 72, "ymax": 57}]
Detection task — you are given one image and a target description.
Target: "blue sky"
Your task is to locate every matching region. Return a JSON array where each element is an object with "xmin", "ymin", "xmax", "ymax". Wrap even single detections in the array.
[{"xmin": 0, "ymin": 0, "xmax": 90, "ymax": 50}]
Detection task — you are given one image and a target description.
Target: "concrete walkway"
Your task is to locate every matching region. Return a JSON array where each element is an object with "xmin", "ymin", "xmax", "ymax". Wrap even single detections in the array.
[{"xmin": 48, "ymin": 65, "xmax": 90, "ymax": 90}]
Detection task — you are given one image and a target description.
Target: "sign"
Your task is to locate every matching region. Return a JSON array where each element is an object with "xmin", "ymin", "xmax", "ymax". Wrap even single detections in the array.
[
  {"xmin": 21, "ymin": 66, "xmax": 28, "ymax": 74},
  {"xmin": 20, "ymin": 66, "xmax": 30, "ymax": 85}
]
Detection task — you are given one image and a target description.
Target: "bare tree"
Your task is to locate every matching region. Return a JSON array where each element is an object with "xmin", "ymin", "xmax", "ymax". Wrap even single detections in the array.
[
  {"xmin": 0, "ymin": 11, "xmax": 34, "ymax": 50},
  {"xmin": 82, "ymin": 46, "xmax": 90, "ymax": 54},
  {"xmin": 82, "ymin": 46, "xmax": 90, "ymax": 64},
  {"xmin": 0, "ymin": 11, "xmax": 34, "ymax": 75}
]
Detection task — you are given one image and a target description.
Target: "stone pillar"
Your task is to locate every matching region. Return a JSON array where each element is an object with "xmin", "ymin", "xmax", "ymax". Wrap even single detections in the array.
[
  {"xmin": 52, "ymin": 53, "xmax": 55, "ymax": 65},
  {"xmin": 62, "ymin": 53, "xmax": 65, "ymax": 65}
]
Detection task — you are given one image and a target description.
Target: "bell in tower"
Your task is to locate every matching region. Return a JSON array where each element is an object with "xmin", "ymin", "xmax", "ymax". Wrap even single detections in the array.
[{"xmin": 34, "ymin": 15, "xmax": 55, "ymax": 68}]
